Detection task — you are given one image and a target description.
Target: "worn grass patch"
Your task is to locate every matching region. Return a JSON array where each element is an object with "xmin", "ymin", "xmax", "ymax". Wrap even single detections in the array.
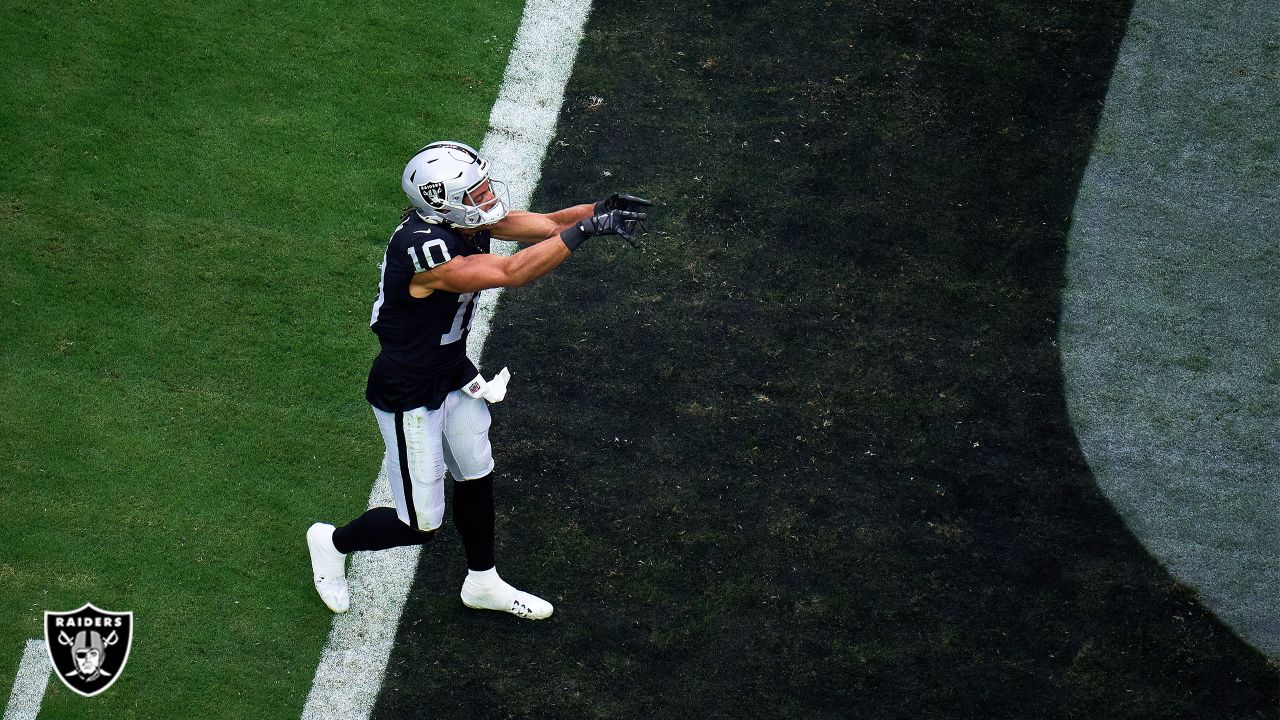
[{"xmin": 374, "ymin": 0, "xmax": 1278, "ymax": 718}]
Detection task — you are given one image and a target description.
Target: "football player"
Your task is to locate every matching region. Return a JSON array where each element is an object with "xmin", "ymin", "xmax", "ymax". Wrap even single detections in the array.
[{"xmin": 306, "ymin": 141, "xmax": 649, "ymax": 619}]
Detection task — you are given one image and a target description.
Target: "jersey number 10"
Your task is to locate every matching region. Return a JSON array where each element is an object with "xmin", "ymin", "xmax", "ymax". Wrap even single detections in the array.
[{"xmin": 407, "ymin": 238, "xmax": 477, "ymax": 346}]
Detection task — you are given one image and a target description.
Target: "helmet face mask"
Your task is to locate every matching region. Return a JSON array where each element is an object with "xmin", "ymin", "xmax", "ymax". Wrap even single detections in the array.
[
  {"xmin": 458, "ymin": 176, "xmax": 511, "ymax": 227},
  {"xmin": 402, "ymin": 142, "xmax": 511, "ymax": 229}
]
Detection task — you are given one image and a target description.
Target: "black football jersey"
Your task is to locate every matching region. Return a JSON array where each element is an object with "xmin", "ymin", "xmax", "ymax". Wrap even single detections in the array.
[{"xmin": 365, "ymin": 213, "xmax": 491, "ymax": 412}]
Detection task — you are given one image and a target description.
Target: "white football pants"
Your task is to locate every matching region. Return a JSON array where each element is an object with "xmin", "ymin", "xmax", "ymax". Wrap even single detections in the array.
[{"xmin": 372, "ymin": 390, "xmax": 495, "ymax": 531}]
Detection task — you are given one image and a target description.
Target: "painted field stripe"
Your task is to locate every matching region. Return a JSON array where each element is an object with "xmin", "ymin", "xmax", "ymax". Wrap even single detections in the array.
[
  {"xmin": 300, "ymin": 1, "xmax": 593, "ymax": 718},
  {"xmin": 2, "ymin": 639, "xmax": 51, "ymax": 720},
  {"xmin": 467, "ymin": 0, "xmax": 595, "ymax": 357},
  {"xmin": 1061, "ymin": 0, "xmax": 1279, "ymax": 659}
]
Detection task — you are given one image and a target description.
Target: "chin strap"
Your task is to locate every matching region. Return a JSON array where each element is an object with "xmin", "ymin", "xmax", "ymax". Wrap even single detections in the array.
[{"xmin": 463, "ymin": 367, "xmax": 511, "ymax": 403}]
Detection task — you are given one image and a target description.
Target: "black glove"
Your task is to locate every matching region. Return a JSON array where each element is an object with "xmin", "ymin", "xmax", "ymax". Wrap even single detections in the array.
[
  {"xmin": 560, "ymin": 209, "xmax": 648, "ymax": 251},
  {"xmin": 593, "ymin": 193, "xmax": 653, "ymax": 215}
]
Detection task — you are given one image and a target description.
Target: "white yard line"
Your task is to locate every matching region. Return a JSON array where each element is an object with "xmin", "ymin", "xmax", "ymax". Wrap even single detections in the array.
[
  {"xmin": 300, "ymin": 1, "xmax": 593, "ymax": 718},
  {"xmin": 2, "ymin": 640, "xmax": 51, "ymax": 720}
]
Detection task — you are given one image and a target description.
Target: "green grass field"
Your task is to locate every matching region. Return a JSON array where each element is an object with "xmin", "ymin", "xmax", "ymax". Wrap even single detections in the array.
[{"xmin": 0, "ymin": 2, "xmax": 524, "ymax": 716}]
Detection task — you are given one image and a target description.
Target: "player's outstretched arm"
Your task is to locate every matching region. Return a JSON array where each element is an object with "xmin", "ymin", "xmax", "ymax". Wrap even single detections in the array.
[
  {"xmin": 412, "ymin": 208, "xmax": 648, "ymax": 294},
  {"xmin": 491, "ymin": 206, "xmax": 594, "ymax": 243},
  {"xmin": 490, "ymin": 194, "xmax": 652, "ymax": 243},
  {"xmin": 416, "ymin": 240, "xmax": 571, "ymax": 293}
]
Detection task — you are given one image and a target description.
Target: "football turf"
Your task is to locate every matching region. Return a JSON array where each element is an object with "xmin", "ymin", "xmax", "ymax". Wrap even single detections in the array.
[
  {"xmin": 1060, "ymin": 0, "xmax": 1280, "ymax": 657},
  {"xmin": 372, "ymin": 0, "xmax": 1280, "ymax": 718},
  {"xmin": 0, "ymin": 2, "xmax": 524, "ymax": 717}
]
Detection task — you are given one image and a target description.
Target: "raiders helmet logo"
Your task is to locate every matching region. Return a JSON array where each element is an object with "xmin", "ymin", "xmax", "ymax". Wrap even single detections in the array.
[
  {"xmin": 44, "ymin": 603, "xmax": 134, "ymax": 697},
  {"xmin": 418, "ymin": 181, "xmax": 447, "ymax": 209}
]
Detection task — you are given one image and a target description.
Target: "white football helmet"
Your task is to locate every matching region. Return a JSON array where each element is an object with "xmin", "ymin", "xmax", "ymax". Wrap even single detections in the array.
[{"xmin": 401, "ymin": 141, "xmax": 511, "ymax": 229}]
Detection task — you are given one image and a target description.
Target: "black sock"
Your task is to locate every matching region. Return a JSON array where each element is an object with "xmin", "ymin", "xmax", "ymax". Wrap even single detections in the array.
[
  {"xmin": 452, "ymin": 473, "xmax": 496, "ymax": 571},
  {"xmin": 331, "ymin": 507, "xmax": 435, "ymax": 554}
]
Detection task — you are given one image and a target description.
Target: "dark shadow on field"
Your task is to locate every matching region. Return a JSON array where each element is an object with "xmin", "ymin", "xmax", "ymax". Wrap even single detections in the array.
[{"xmin": 376, "ymin": 1, "xmax": 1280, "ymax": 718}]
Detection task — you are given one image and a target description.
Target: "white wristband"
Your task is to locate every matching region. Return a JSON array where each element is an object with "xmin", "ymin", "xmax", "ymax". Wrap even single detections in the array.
[{"xmin": 463, "ymin": 367, "xmax": 511, "ymax": 403}]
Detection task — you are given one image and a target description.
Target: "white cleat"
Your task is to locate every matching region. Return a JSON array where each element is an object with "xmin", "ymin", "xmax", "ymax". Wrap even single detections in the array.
[
  {"xmin": 307, "ymin": 522, "xmax": 350, "ymax": 613},
  {"xmin": 460, "ymin": 568, "xmax": 553, "ymax": 620}
]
